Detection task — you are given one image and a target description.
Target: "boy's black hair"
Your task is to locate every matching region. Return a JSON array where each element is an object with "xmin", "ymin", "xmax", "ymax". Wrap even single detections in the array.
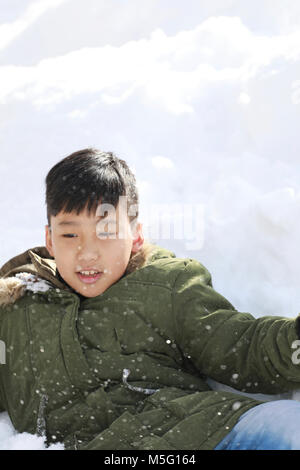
[{"xmin": 45, "ymin": 148, "xmax": 139, "ymax": 227}]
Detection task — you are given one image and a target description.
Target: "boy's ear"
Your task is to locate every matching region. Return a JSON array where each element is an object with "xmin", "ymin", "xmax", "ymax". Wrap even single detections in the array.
[
  {"xmin": 45, "ymin": 225, "xmax": 54, "ymax": 257},
  {"xmin": 131, "ymin": 222, "xmax": 144, "ymax": 254}
]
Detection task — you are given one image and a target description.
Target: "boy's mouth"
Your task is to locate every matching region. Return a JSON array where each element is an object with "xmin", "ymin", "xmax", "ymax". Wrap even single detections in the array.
[{"xmin": 76, "ymin": 271, "xmax": 103, "ymax": 284}]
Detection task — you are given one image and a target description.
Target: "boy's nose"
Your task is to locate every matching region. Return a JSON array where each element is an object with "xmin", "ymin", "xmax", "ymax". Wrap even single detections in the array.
[{"xmin": 77, "ymin": 244, "xmax": 99, "ymax": 261}]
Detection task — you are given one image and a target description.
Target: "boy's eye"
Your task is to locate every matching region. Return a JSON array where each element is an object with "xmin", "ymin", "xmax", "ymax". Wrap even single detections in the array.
[{"xmin": 62, "ymin": 233, "xmax": 116, "ymax": 239}]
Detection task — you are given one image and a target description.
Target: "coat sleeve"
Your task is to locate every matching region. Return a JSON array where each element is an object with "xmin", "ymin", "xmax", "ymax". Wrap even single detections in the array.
[{"xmin": 172, "ymin": 259, "xmax": 300, "ymax": 395}]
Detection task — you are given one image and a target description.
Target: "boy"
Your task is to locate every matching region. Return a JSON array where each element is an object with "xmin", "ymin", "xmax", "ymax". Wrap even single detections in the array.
[{"xmin": 1, "ymin": 148, "xmax": 300, "ymax": 450}]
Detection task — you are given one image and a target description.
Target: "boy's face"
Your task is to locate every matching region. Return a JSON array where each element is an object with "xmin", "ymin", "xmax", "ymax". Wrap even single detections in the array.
[{"xmin": 45, "ymin": 203, "xmax": 144, "ymax": 298}]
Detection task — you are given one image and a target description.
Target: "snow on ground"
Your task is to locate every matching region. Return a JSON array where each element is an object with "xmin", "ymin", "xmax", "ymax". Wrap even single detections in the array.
[{"xmin": 0, "ymin": 412, "xmax": 64, "ymax": 450}]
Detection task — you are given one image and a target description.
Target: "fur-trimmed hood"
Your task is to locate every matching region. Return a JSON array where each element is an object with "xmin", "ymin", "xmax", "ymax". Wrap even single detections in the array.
[
  {"xmin": 0, "ymin": 246, "xmax": 65, "ymax": 308},
  {"xmin": 0, "ymin": 242, "xmax": 172, "ymax": 307}
]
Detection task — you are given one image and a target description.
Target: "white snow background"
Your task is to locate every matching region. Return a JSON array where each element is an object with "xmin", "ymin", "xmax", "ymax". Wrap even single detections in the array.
[{"xmin": 1, "ymin": 0, "xmax": 300, "ymax": 449}]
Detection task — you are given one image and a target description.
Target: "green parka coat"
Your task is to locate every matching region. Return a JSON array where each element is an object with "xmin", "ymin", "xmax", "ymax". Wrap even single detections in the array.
[{"xmin": 0, "ymin": 244, "xmax": 300, "ymax": 450}]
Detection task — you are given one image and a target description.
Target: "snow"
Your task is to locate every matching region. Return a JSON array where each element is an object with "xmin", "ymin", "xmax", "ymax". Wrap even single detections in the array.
[
  {"xmin": 15, "ymin": 272, "xmax": 53, "ymax": 293},
  {"xmin": 0, "ymin": 412, "xmax": 64, "ymax": 450},
  {"xmin": 0, "ymin": 0, "xmax": 300, "ymax": 449}
]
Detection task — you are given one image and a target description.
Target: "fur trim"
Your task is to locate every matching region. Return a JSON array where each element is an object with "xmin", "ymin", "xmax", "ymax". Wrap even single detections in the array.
[
  {"xmin": 0, "ymin": 277, "xmax": 26, "ymax": 307},
  {"xmin": 0, "ymin": 273, "xmax": 54, "ymax": 307},
  {"xmin": 124, "ymin": 241, "xmax": 157, "ymax": 275}
]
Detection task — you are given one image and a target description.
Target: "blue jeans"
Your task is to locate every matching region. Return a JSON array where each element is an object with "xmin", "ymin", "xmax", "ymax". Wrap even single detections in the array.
[{"xmin": 214, "ymin": 399, "xmax": 300, "ymax": 450}]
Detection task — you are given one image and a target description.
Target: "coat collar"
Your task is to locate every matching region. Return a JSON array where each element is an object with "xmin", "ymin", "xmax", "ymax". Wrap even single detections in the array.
[{"xmin": 0, "ymin": 246, "xmax": 71, "ymax": 291}]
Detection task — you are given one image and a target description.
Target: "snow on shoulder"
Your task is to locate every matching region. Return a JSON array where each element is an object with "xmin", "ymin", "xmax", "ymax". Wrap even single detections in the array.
[{"xmin": 14, "ymin": 272, "xmax": 54, "ymax": 293}]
